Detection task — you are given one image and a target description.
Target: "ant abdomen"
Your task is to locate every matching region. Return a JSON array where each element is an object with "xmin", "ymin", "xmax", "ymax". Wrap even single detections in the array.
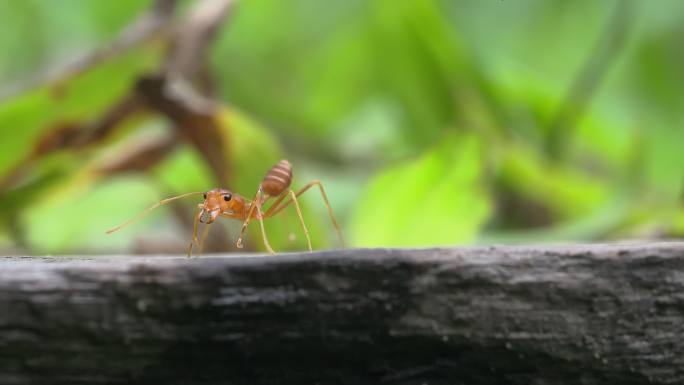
[{"xmin": 261, "ymin": 159, "xmax": 292, "ymax": 197}]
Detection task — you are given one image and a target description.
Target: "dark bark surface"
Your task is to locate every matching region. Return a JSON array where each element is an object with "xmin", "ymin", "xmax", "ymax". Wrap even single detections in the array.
[{"xmin": 1, "ymin": 242, "xmax": 684, "ymax": 384}]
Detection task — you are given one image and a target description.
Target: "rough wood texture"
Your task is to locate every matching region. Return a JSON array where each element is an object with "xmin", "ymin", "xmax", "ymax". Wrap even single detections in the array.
[{"xmin": 1, "ymin": 242, "xmax": 684, "ymax": 384}]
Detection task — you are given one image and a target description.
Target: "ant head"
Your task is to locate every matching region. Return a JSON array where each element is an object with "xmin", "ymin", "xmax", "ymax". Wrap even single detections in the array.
[{"xmin": 199, "ymin": 188, "xmax": 241, "ymax": 223}]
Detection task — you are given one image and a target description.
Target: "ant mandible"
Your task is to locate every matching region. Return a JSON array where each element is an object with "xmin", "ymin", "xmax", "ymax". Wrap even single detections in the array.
[{"xmin": 106, "ymin": 160, "xmax": 344, "ymax": 256}]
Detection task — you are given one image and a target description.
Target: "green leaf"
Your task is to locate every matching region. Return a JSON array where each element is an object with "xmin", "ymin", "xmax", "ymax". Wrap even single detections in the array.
[{"xmin": 351, "ymin": 133, "xmax": 491, "ymax": 247}]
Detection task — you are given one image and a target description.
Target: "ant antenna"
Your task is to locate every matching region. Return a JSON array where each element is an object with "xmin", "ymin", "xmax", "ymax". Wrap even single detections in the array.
[{"xmin": 106, "ymin": 191, "xmax": 204, "ymax": 234}]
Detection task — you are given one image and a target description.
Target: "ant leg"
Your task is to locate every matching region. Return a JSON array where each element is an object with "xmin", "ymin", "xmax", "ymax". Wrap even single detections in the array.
[
  {"xmin": 286, "ymin": 189, "xmax": 312, "ymax": 251},
  {"xmin": 186, "ymin": 204, "xmax": 203, "ymax": 257},
  {"xmin": 264, "ymin": 190, "xmax": 288, "ymax": 215},
  {"xmin": 255, "ymin": 202, "xmax": 275, "ymax": 254},
  {"xmin": 264, "ymin": 180, "xmax": 344, "ymax": 248},
  {"xmin": 197, "ymin": 221, "xmax": 212, "ymax": 255},
  {"xmin": 107, "ymin": 191, "xmax": 204, "ymax": 234},
  {"xmin": 236, "ymin": 188, "xmax": 265, "ymax": 249}
]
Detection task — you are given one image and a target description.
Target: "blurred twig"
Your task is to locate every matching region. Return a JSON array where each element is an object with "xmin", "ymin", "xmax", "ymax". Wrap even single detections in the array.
[
  {"xmin": 135, "ymin": 74, "xmax": 231, "ymax": 187},
  {"xmin": 141, "ymin": 0, "xmax": 238, "ymax": 187},
  {"xmin": 546, "ymin": 0, "xmax": 634, "ymax": 158},
  {"xmin": 165, "ymin": 0, "xmax": 237, "ymax": 80},
  {"xmin": 0, "ymin": 0, "xmax": 179, "ymax": 101},
  {"xmin": 94, "ymin": 135, "xmax": 179, "ymax": 175}
]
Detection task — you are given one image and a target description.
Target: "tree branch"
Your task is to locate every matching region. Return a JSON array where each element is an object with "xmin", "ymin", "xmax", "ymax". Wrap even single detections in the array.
[{"xmin": 1, "ymin": 242, "xmax": 684, "ymax": 384}]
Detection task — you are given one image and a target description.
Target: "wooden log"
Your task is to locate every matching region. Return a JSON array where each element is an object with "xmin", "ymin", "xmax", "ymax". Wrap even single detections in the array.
[{"xmin": 1, "ymin": 242, "xmax": 683, "ymax": 384}]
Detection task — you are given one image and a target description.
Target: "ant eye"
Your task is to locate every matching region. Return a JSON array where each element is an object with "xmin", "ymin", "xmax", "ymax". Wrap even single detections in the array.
[
  {"xmin": 203, "ymin": 193, "xmax": 207, "ymax": 199},
  {"xmin": 223, "ymin": 194, "xmax": 232, "ymax": 202}
]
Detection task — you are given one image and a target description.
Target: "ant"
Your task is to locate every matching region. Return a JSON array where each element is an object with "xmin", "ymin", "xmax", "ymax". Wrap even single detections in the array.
[{"xmin": 107, "ymin": 160, "xmax": 344, "ymax": 256}]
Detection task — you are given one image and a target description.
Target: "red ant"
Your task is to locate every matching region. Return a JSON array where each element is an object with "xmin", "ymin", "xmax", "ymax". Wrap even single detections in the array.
[{"xmin": 107, "ymin": 160, "xmax": 344, "ymax": 255}]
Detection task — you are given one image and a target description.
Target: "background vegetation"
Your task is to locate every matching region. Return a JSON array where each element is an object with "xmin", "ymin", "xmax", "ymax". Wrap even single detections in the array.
[{"xmin": 0, "ymin": 0, "xmax": 682, "ymax": 255}]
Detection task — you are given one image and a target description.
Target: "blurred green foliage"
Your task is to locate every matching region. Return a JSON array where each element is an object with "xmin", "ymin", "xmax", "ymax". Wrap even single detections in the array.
[{"xmin": 0, "ymin": 0, "xmax": 683, "ymax": 254}]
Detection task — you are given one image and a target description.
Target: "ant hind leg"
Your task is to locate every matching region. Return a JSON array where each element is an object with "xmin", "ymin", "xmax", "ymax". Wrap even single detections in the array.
[
  {"xmin": 255, "ymin": 202, "xmax": 275, "ymax": 254},
  {"xmin": 264, "ymin": 180, "xmax": 344, "ymax": 248},
  {"xmin": 287, "ymin": 189, "xmax": 312, "ymax": 251}
]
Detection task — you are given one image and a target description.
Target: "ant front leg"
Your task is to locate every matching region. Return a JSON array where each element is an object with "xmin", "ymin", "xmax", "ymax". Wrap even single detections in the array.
[
  {"xmin": 236, "ymin": 188, "xmax": 268, "ymax": 250},
  {"xmin": 186, "ymin": 204, "xmax": 203, "ymax": 257},
  {"xmin": 197, "ymin": 222, "xmax": 212, "ymax": 255}
]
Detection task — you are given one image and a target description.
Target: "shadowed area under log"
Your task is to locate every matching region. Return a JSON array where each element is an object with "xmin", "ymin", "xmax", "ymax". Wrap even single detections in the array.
[{"xmin": 1, "ymin": 242, "xmax": 683, "ymax": 384}]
